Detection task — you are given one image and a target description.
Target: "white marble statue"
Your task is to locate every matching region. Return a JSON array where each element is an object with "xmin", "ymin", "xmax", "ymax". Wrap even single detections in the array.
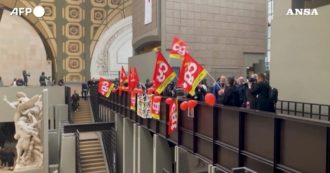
[{"xmin": 3, "ymin": 92, "xmax": 43, "ymax": 170}]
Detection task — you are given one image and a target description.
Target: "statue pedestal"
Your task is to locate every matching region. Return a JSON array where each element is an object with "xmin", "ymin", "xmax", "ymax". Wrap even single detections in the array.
[{"xmin": 14, "ymin": 167, "xmax": 44, "ymax": 173}]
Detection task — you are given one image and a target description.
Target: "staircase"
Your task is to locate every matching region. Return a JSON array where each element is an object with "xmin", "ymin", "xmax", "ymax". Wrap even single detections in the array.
[
  {"xmin": 79, "ymin": 138, "xmax": 107, "ymax": 173},
  {"xmin": 72, "ymin": 98, "xmax": 107, "ymax": 173},
  {"xmin": 73, "ymin": 99, "xmax": 93, "ymax": 123}
]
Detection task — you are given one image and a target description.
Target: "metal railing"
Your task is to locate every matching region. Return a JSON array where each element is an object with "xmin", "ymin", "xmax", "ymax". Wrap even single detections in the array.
[
  {"xmin": 75, "ymin": 129, "xmax": 81, "ymax": 173},
  {"xmin": 91, "ymin": 87, "xmax": 330, "ymax": 173},
  {"xmin": 276, "ymin": 100, "xmax": 330, "ymax": 121},
  {"xmin": 90, "ymin": 87, "xmax": 117, "ymax": 173},
  {"xmin": 65, "ymin": 86, "xmax": 73, "ymax": 123},
  {"xmin": 64, "ymin": 122, "xmax": 116, "ymax": 173}
]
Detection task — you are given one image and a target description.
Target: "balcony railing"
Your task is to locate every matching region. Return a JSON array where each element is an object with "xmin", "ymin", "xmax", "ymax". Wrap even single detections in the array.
[
  {"xmin": 90, "ymin": 86, "xmax": 330, "ymax": 173},
  {"xmin": 75, "ymin": 129, "xmax": 81, "ymax": 173},
  {"xmin": 64, "ymin": 123, "xmax": 115, "ymax": 173},
  {"xmin": 65, "ymin": 86, "xmax": 73, "ymax": 124},
  {"xmin": 276, "ymin": 100, "xmax": 330, "ymax": 121}
]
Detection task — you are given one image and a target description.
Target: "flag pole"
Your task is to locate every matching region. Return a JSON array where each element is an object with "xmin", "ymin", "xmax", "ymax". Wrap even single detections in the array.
[{"xmin": 206, "ymin": 71, "xmax": 221, "ymax": 88}]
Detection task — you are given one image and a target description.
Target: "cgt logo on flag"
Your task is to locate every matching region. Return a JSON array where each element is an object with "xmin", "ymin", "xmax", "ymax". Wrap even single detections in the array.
[
  {"xmin": 98, "ymin": 77, "xmax": 115, "ymax": 97},
  {"xmin": 177, "ymin": 54, "xmax": 207, "ymax": 96},
  {"xmin": 168, "ymin": 100, "xmax": 178, "ymax": 136},
  {"xmin": 152, "ymin": 52, "xmax": 176, "ymax": 94},
  {"xmin": 170, "ymin": 37, "xmax": 188, "ymax": 60}
]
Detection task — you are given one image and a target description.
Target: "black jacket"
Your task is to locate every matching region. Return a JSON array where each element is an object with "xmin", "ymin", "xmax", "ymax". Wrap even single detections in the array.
[
  {"xmin": 220, "ymin": 86, "xmax": 240, "ymax": 107},
  {"xmin": 251, "ymin": 82, "xmax": 275, "ymax": 112},
  {"xmin": 237, "ymin": 84, "xmax": 247, "ymax": 106},
  {"xmin": 187, "ymin": 85, "xmax": 207, "ymax": 101},
  {"xmin": 246, "ymin": 83, "xmax": 257, "ymax": 109}
]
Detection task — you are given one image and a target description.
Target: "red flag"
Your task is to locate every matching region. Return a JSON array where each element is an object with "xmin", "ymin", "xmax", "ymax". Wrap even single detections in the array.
[
  {"xmin": 150, "ymin": 96, "xmax": 161, "ymax": 120},
  {"xmin": 134, "ymin": 66, "xmax": 140, "ymax": 88},
  {"xmin": 177, "ymin": 54, "xmax": 207, "ymax": 96},
  {"xmin": 120, "ymin": 66, "xmax": 128, "ymax": 86},
  {"xmin": 152, "ymin": 51, "xmax": 176, "ymax": 94},
  {"xmin": 169, "ymin": 37, "xmax": 188, "ymax": 60},
  {"xmin": 128, "ymin": 68, "xmax": 134, "ymax": 90},
  {"xmin": 130, "ymin": 92, "xmax": 136, "ymax": 111},
  {"xmin": 168, "ymin": 100, "xmax": 178, "ymax": 136},
  {"xmin": 98, "ymin": 77, "xmax": 115, "ymax": 97}
]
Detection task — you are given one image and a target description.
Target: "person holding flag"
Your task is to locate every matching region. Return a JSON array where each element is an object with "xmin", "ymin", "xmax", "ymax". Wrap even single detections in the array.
[
  {"xmin": 177, "ymin": 53, "xmax": 208, "ymax": 96},
  {"xmin": 152, "ymin": 51, "xmax": 176, "ymax": 94}
]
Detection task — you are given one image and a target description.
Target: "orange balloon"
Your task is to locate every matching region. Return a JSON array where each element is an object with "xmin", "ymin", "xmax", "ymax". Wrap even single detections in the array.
[
  {"xmin": 180, "ymin": 101, "xmax": 188, "ymax": 111},
  {"xmin": 188, "ymin": 100, "xmax": 198, "ymax": 108},
  {"xmin": 165, "ymin": 98, "xmax": 174, "ymax": 105},
  {"xmin": 205, "ymin": 93, "xmax": 215, "ymax": 106}
]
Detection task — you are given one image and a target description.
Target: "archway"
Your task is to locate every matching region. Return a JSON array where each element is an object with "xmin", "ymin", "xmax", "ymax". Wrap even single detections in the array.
[
  {"xmin": 0, "ymin": 9, "xmax": 52, "ymax": 85},
  {"xmin": 91, "ymin": 16, "xmax": 133, "ymax": 79},
  {"xmin": 0, "ymin": 0, "xmax": 57, "ymax": 80}
]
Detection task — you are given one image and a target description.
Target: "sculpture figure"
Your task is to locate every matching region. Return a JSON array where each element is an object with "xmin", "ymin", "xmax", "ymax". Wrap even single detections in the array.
[{"xmin": 3, "ymin": 92, "xmax": 43, "ymax": 170}]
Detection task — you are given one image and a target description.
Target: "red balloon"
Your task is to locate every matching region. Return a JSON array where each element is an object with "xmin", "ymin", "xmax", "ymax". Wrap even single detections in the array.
[
  {"xmin": 165, "ymin": 98, "xmax": 173, "ymax": 105},
  {"xmin": 188, "ymin": 100, "xmax": 198, "ymax": 108},
  {"xmin": 153, "ymin": 96, "xmax": 162, "ymax": 102},
  {"xmin": 147, "ymin": 87, "xmax": 155, "ymax": 94},
  {"xmin": 205, "ymin": 93, "xmax": 215, "ymax": 106},
  {"xmin": 137, "ymin": 88, "xmax": 143, "ymax": 94},
  {"xmin": 118, "ymin": 88, "xmax": 122, "ymax": 96},
  {"xmin": 133, "ymin": 88, "xmax": 138, "ymax": 93},
  {"xmin": 112, "ymin": 89, "xmax": 117, "ymax": 93},
  {"xmin": 180, "ymin": 101, "xmax": 188, "ymax": 111}
]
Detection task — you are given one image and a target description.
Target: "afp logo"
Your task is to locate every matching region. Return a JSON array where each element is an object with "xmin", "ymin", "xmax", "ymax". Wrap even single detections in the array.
[{"xmin": 10, "ymin": 6, "xmax": 45, "ymax": 17}]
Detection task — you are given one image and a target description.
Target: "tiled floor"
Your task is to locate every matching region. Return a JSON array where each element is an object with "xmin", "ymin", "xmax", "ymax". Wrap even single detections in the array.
[{"xmin": 0, "ymin": 168, "xmax": 13, "ymax": 173}]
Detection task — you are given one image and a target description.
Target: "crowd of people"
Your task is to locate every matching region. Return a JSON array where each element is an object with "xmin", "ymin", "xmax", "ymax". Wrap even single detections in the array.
[
  {"xmin": 0, "ymin": 147, "xmax": 15, "ymax": 170},
  {"xmin": 155, "ymin": 73, "xmax": 277, "ymax": 112},
  {"xmin": 79, "ymin": 73, "xmax": 277, "ymax": 113},
  {"xmin": 0, "ymin": 130, "xmax": 15, "ymax": 170},
  {"xmin": 0, "ymin": 70, "xmax": 65, "ymax": 87}
]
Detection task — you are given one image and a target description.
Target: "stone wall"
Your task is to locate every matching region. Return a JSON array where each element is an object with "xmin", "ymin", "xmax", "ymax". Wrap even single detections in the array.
[
  {"xmin": 0, "ymin": 0, "xmax": 133, "ymax": 82},
  {"xmin": 163, "ymin": 0, "xmax": 267, "ymax": 78},
  {"xmin": 0, "ymin": 10, "xmax": 51, "ymax": 86},
  {"xmin": 130, "ymin": 0, "xmax": 267, "ymax": 81}
]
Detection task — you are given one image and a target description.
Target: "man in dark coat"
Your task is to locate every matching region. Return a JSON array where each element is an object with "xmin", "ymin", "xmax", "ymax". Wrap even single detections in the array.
[
  {"xmin": 250, "ymin": 73, "xmax": 275, "ymax": 112},
  {"xmin": 145, "ymin": 79, "xmax": 153, "ymax": 89},
  {"xmin": 246, "ymin": 75, "xmax": 257, "ymax": 109},
  {"xmin": 187, "ymin": 83, "xmax": 207, "ymax": 101},
  {"xmin": 71, "ymin": 90, "xmax": 80, "ymax": 112},
  {"xmin": 39, "ymin": 72, "xmax": 47, "ymax": 86},
  {"xmin": 81, "ymin": 82, "xmax": 88, "ymax": 100},
  {"xmin": 236, "ymin": 76, "xmax": 247, "ymax": 107},
  {"xmin": 22, "ymin": 70, "xmax": 30, "ymax": 86},
  {"xmin": 220, "ymin": 77, "xmax": 240, "ymax": 107}
]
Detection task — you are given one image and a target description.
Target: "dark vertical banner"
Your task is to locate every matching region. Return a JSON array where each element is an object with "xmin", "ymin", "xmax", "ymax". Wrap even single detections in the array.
[{"xmin": 0, "ymin": 8, "xmax": 4, "ymax": 22}]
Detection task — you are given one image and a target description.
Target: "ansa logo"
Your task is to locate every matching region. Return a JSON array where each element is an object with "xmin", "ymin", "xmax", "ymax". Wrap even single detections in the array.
[{"xmin": 286, "ymin": 8, "xmax": 319, "ymax": 16}]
